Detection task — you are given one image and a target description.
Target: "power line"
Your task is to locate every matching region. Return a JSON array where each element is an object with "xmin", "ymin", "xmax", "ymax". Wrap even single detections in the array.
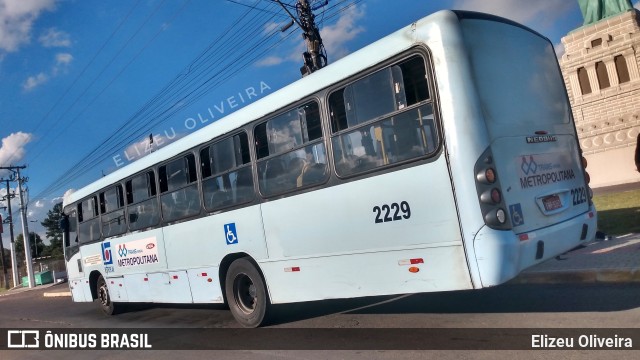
[
  {"xmin": 33, "ymin": 0, "xmax": 360, "ymax": 201},
  {"xmin": 1, "ymin": 0, "xmax": 144, "ymax": 167},
  {"xmin": 32, "ymin": 1, "xmax": 279, "ymax": 200},
  {"xmin": 225, "ymin": 0, "xmax": 288, "ymax": 17},
  {"xmin": 31, "ymin": 0, "xmax": 362, "ymax": 202},
  {"xmin": 28, "ymin": 0, "xmax": 171, "ymax": 163}
]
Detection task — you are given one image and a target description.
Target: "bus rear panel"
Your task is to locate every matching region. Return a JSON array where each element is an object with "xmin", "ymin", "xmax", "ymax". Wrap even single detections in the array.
[{"xmin": 455, "ymin": 12, "xmax": 597, "ymax": 286}]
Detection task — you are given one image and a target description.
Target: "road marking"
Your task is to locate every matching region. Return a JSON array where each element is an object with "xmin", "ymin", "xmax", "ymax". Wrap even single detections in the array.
[
  {"xmin": 592, "ymin": 239, "xmax": 640, "ymax": 254},
  {"xmin": 43, "ymin": 292, "xmax": 71, "ymax": 297}
]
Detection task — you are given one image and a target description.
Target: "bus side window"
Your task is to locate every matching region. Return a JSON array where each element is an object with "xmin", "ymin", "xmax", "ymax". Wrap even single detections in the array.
[
  {"xmin": 330, "ymin": 55, "xmax": 437, "ymax": 177},
  {"xmin": 63, "ymin": 210, "xmax": 79, "ymax": 261},
  {"xmin": 127, "ymin": 171, "xmax": 160, "ymax": 231},
  {"xmin": 201, "ymin": 132, "xmax": 254, "ymax": 211},
  {"xmin": 159, "ymin": 154, "xmax": 200, "ymax": 222},
  {"xmin": 78, "ymin": 196, "xmax": 101, "ymax": 243},
  {"xmin": 100, "ymin": 185, "xmax": 127, "ymax": 238},
  {"xmin": 255, "ymin": 101, "xmax": 328, "ymax": 197}
]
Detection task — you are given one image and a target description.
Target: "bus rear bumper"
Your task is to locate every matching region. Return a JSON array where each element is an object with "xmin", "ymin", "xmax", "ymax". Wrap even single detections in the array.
[{"xmin": 472, "ymin": 205, "xmax": 597, "ymax": 288}]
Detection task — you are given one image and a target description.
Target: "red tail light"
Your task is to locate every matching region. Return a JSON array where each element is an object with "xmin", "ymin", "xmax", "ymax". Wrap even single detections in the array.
[{"xmin": 475, "ymin": 147, "xmax": 511, "ymax": 230}]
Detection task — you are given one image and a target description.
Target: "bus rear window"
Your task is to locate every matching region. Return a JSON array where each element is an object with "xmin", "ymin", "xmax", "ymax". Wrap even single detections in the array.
[{"xmin": 460, "ymin": 19, "xmax": 570, "ymax": 128}]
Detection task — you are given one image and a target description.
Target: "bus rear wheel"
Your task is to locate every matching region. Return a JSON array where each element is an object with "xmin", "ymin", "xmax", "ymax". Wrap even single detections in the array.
[
  {"xmin": 96, "ymin": 275, "xmax": 120, "ymax": 316},
  {"xmin": 225, "ymin": 258, "xmax": 270, "ymax": 328}
]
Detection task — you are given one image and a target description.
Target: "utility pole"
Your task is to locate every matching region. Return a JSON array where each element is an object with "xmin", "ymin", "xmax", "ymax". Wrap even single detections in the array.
[
  {"xmin": 0, "ymin": 166, "xmax": 35, "ymax": 288},
  {"xmin": 2, "ymin": 178, "xmax": 19, "ymax": 288},
  {"xmin": 0, "ymin": 214, "xmax": 7, "ymax": 289},
  {"xmin": 16, "ymin": 167, "xmax": 35, "ymax": 288},
  {"xmin": 274, "ymin": 0, "xmax": 328, "ymax": 76}
]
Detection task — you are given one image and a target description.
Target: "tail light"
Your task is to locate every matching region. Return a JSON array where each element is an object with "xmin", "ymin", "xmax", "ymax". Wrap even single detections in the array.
[
  {"xmin": 581, "ymin": 155, "xmax": 593, "ymax": 202},
  {"xmin": 474, "ymin": 147, "xmax": 512, "ymax": 230}
]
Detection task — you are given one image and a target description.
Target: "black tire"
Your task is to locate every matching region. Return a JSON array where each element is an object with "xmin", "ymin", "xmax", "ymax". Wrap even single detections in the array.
[
  {"xmin": 96, "ymin": 275, "xmax": 120, "ymax": 316},
  {"xmin": 225, "ymin": 258, "xmax": 270, "ymax": 328}
]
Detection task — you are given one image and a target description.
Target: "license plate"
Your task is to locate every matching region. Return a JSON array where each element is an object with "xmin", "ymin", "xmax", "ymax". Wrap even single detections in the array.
[{"xmin": 542, "ymin": 195, "xmax": 562, "ymax": 211}]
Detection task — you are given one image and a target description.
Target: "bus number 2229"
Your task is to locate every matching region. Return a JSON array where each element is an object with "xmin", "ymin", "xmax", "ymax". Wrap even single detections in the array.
[{"xmin": 373, "ymin": 201, "xmax": 411, "ymax": 223}]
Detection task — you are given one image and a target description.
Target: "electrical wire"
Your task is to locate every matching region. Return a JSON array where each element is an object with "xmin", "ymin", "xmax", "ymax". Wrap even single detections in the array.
[
  {"xmin": 31, "ymin": 0, "xmax": 363, "ymax": 202},
  {"xmin": 0, "ymin": 0, "xmax": 144, "ymax": 168}
]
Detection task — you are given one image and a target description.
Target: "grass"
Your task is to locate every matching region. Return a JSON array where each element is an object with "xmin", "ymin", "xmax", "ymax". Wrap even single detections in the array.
[{"xmin": 592, "ymin": 189, "xmax": 640, "ymax": 235}]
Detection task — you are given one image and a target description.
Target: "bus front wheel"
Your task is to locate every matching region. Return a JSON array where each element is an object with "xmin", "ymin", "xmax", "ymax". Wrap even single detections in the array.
[
  {"xmin": 225, "ymin": 258, "xmax": 270, "ymax": 328},
  {"xmin": 96, "ymin": 275, "xmax": 120, "ymax": 316}
]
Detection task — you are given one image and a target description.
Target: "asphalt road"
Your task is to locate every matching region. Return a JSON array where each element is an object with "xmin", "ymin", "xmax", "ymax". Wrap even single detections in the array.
[{"xmin": 2, "ymin": 282, "xmax": 640, "ymax": 359}]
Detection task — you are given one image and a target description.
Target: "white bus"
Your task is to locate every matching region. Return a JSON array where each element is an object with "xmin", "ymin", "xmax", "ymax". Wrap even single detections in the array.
[{"xmin": 61, "ymin": 10, "xmax": 597, "ymax": 327}]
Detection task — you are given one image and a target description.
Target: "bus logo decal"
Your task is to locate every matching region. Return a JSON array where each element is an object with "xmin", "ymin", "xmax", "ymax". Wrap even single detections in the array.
[
  {"xmin": 225, "ymin": 223, "xmax": 238, "ymax": 245},
  {"xmin": 518, "ymin": 153, "xmax": 576, "ymax": 189},
  {"xmin": 509, "ymin": 204, "xmax": 524, "ymax": 226},
  {"xmin": 118, "ymin": 244, "xmax": 128, "ymax": 257},
  {"xmin": 114, "ymin": 237, "xmax": 159, "ymax": 268},
  {"xmin": 521, "ymin": 156, "xmax": 538, "ymax": 175},
  {"xmin": 101, "ymin": 242, "xmax": 113, "ymax": 265}
]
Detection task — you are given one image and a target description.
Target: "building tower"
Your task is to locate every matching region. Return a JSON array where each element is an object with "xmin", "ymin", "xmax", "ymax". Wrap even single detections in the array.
[{"xmin": 560, "ymin": 5, "xmax": 640, "ymax": 187}]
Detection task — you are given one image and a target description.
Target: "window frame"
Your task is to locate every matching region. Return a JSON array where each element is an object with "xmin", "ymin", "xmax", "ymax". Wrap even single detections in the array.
[
  {"xmin": 326, "ymin": 51, "xmax": 441, "ymax": 179},
  {"xmin": 125, "ymin": 169, "xmax": 161, "ymax": 231},
  {"xmin": 252, "ymin": 98, "xmax": 330, "ymax": 197},
  {"xmin": 76, "ymin": 195, "xmax": 101, "ymax": 244},
  {"xmin": 199, "ymin": 130, "xmax": 256, "ymax": 212},
  {"xmin": 63, "ymin": 207, "xmax": 80, "ymax": 261},
  {"xmin": 99, "ymin": 184, "xmax": 127, "ymax": 238},
  {"xmin": 157, "ymin": 151, "xmax": 202, "ymax": 223}
]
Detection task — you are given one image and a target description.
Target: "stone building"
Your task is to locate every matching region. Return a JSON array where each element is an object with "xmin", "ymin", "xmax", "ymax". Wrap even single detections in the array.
[{"xmin": 560, "ymin": 8, "xmax": 640, "ymax": 188}]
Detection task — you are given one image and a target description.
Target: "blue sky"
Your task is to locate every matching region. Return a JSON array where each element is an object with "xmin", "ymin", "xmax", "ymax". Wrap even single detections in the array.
[{"xmin": 1, "ymin": 0, "xmax": 639, "ymax": 243}]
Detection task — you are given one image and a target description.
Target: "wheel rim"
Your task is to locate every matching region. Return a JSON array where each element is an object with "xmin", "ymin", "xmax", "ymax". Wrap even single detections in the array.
[
  {"xmin": 233, "ymin": 273, "xmax": 257, "ymax": 314},
  {"xmin": 98, "ymin": 282, "xmax": 110, "ymax": 308}
]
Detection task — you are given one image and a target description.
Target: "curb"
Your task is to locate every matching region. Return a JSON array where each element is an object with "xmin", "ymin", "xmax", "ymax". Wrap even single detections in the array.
[
  {"xmin": 43, "ymin": 292, "xmax": 72, "ymax": 297},
  {"xmin": 509, "ymin": 268, "xmax": 640, "ymax": 284}
]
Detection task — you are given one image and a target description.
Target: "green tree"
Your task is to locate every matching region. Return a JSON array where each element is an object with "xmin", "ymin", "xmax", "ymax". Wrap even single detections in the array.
[
  {"xmin": 41, "ymin": 202, "xmax": 64, "ymax": 259},
  {"xmin": 15, "ymin": 232, "xmax": 45, "ymax": 259}
]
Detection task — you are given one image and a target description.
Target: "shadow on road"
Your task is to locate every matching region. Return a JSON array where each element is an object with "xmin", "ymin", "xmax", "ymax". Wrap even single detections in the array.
[
  {"xmin": 25, "ymin": 282, "xmax": 640, "ymax": 327},
  {"xmin": 263, "ymin": 283, "xmax": 640, "ymax": 326}
]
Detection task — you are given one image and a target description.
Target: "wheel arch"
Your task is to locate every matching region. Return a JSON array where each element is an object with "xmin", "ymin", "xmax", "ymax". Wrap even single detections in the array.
[
  {"xmin": 219, "ymin": 252, "xmax": 270, "ymax": 304},
  {"xmin": 88, "ymin": 270, "xmax": 103, "ymax": 300}
]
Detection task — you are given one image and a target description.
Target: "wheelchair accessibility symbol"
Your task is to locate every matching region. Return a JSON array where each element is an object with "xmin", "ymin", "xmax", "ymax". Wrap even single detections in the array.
[
  {"xmin": 509, "ymin": 203, "xmax": 524, "ymax": 226},
  {"xmin": 224, "ymin": 223, "xmax": 238, "ymax": 245}
]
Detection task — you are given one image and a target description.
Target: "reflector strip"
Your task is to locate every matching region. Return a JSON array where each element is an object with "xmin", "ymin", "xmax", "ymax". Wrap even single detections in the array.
[
  {"xmin": 519, "ymin": 234, "xmax": 529, "ymax": 241},
  {"xmin": 143, "ymin": 278, "xmax": 148, "ymax": 282},
  {"xmin": 284, "ymin": 267, "xmax": 300, "ymax": 272},
  {"xmin": 172, "ymin": 275, "xmax": 178, "ymax": 279},
  {"xmin": 398, "ymin": 258, "xmax": 424, "ymax": 266},
  {"xmin": 201, "ymin": 273, "xmax": 208, "ymax": 277}
]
